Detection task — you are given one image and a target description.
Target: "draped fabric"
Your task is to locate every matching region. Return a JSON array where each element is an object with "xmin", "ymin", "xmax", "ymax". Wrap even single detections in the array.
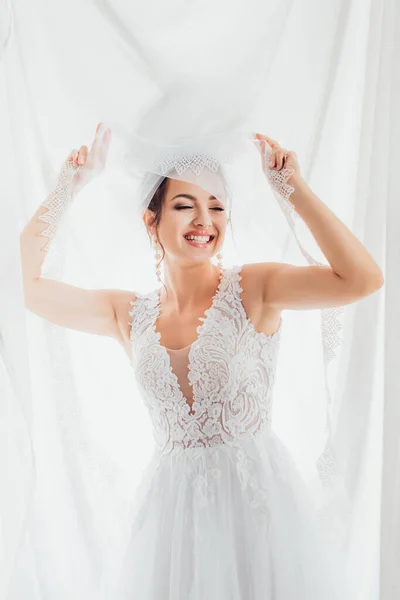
[{"xmin": 0, "ymin": 0, "xmax": 395, "ymax": 598}]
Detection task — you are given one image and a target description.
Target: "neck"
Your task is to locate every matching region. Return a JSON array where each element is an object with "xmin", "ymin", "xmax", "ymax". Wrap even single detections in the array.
[{"xmin": 159, "ymin": 262, "xmax": 223, "ymax": 313}]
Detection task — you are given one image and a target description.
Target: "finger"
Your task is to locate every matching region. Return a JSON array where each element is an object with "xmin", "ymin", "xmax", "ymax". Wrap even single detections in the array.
[
  {"xmin": 254, "ymin": 137, "xmax": 273, "ymax": 161},
  {"xmin": 276, "ymin": 149, "xmax": 285, "ymax": 170},
  {"xmin": 99, "ymin": 128, "xmax": 112, "ymax": 166},
  {"xmin": 90, "ymin": 122, "xmax": 105, "ymax": 156},
  {"xmin": 253, "ymin": 137, "xmax": 267, "ymax": 156},
  {"xmin": 255, "ymin": 133, "xmax": 280, "ymax": 149},
  {"xmin": 74, "ymin": 150, "xmax": 81, "ymax": 167},
  {"xmin": 268, "ymin": 150, "xmax": 276, "ymax": 169},
  {"xmin": 78, "ymin": 145, "xmax": 88, "ymax": 165},
  {"xmin": 68, "ymin": 149, "xmax": 79, "ymax": 167}
]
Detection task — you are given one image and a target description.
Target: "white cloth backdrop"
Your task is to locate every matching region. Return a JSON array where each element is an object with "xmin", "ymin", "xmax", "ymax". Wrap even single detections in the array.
[
  {"xmin": 0, "ymin": 0, "xmax": 397, "ymax": 598},
  {"xmin": 381, "ymin": 0, "xmax": 400, "ymax": 596}
]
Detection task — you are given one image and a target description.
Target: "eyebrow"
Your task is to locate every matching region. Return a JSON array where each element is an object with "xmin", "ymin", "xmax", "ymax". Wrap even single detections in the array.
[{"xmin": 170, "ymin": 193, "xmax": 218, "ymax": 202}]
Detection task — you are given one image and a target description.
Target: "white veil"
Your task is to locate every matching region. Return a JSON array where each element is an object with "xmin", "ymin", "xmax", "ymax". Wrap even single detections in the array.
[{"xmin": 0, "ymin": 1, "xmax": 385, "ymax": 598}]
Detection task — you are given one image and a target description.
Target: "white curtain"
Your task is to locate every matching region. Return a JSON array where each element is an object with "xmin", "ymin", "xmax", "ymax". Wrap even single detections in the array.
[
  {"xmin": 380, "ymin": 0, "xmax": 400, "ymax": 596},
  {"xmin": 0, "ymin": 0, "xmax": 396, "ymax": 598}
]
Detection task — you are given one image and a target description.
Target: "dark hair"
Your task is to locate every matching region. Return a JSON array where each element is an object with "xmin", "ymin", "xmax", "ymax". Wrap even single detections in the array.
[
  {"xmin": 146, "ymin": 175, "xmax": 233, "ymax": 293},
  {"xmin": 146, "ymin": 177, "xmax": 169, "ymax": 293}
]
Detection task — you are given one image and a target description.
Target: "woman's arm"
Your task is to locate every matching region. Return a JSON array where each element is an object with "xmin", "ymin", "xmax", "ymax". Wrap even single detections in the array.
[
  {"xmin": 260, "ymin": 174, "xmax": 384, "ymax": 310},
  {"xmin": 21, "ymin": 252, "xmax": 121, "ymax": 342},
  {"xmin": 20, "ymin": 124, "xmax": 130, "ymax": 344},
  {"xmin": 282, "ymin": 174, "xmax": 384, "ymax": 287},
  {"xmin": 253, "ymin": 134, "xmax": 384, "ymax": 310}
]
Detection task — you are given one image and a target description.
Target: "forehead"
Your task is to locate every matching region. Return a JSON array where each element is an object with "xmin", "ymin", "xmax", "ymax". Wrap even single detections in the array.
[
  {"xmin": 166, "ymin": 170, "xmax": 228, "ymax": 204},
  {"xmin": 166, "ymin": 178, "xmax": 210, "ymax": 197}
]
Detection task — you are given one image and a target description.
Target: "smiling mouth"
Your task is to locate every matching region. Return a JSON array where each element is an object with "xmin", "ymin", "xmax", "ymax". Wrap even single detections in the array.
[{"xmin": 183, "ymin": 235, "xmax": 215, "ymax": 246}]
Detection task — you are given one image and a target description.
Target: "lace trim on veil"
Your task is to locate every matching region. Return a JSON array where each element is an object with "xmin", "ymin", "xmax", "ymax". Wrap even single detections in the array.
[
  {"xmin": 264, "ymin": 150, "xmax": 345, "ymax": 487},
  {"xmin": 38, "ymin": 159, "xmax": 135, "ymax": 538}
]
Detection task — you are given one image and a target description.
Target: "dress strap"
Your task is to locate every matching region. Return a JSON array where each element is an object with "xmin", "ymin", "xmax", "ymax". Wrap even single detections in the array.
[
  {"xmin": 228, "ymin": 264, "xmax": 244, "ymax": 296},
  {"xmin": 128, "ymin": 289, "xmax": 159, "ymax": 342}
]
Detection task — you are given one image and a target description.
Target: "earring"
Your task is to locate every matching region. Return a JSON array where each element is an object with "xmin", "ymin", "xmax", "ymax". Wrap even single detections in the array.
[
  {"xmin": 216, "ymin": 246, "xmax": 224, "ymax": 274},
  {"xmin": 151, "ymin": 234, "xmax": 162, "ymax": 283},
  {"xmin": 216, "ymin": 216, "xmax": 230, "ymax": 273}
]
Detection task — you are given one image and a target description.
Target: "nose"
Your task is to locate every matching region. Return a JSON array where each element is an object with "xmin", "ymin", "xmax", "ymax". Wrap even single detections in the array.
[{"xmin": 194, "ymin": 207, "xmax": 213, "ymax": 228}]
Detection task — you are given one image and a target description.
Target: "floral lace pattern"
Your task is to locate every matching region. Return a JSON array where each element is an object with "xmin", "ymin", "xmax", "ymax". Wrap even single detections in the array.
[
  {"xmin": 128, "ymin": 265, "xmax": 282, "ymax": 457},
  {"xmin": 38, "ymin": 159, "xmax": 79, "ymax": 279},
  {"xmin": 154, "ymin": 152, "xmax": 220, "ymax": 176},
  {"xmin": 38, "ymin": 159, "xmax": 78, "ymax": 252}
]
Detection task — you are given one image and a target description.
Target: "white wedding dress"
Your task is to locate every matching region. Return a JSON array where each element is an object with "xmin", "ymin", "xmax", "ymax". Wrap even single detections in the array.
[{"xmin": 102, "ymin": 264, "xmax": 348, "ymax": 599}]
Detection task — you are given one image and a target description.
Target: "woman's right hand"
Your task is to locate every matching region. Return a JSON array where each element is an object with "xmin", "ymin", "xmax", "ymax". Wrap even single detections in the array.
[{"xmin": 66, "ymin": 121, "xmax": 112, "ymax": 195}]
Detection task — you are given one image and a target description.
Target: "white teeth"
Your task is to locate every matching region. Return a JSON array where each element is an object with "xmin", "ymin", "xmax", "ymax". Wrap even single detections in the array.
[{"xmin": 185, "ymin": 235, "xmax": 211, "ymax": 242}]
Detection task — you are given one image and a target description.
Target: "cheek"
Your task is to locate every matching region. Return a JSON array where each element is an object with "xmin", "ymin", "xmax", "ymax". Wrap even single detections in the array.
[
  {"xmin": 159, "ymin": 213, "xmax": 189, "ymax": 243},
  {"xmin": 170, "ymin": 210, "xmax": 190, "ymax": 224}
]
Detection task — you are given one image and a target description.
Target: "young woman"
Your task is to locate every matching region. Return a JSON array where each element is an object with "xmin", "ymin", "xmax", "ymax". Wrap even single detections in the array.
[{"xmin": 20, "ymin": 123, "xmax": 383, "ymax": 598}]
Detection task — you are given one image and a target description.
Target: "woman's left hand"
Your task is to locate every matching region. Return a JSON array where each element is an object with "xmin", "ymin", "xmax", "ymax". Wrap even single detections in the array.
[{"xmin": 254, "ymin": 133, "xmax": 301, "ymax": 180}]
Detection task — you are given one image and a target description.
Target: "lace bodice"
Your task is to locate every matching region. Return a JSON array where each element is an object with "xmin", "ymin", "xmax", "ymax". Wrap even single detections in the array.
[{"xmin": 128, "ymin": 265, "xmax": 282, "ymax": 456}]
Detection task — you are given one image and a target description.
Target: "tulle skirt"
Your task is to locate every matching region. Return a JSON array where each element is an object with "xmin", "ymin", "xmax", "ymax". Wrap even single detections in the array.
[{"xmin": 101, "ymin": 427, "xmax": 350, "ymax": 599}]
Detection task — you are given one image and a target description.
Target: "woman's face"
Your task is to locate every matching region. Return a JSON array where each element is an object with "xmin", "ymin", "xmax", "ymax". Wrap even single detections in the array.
[{"xmin": 146, "ymin": 177, "xmax": 228, "ymax": 265}]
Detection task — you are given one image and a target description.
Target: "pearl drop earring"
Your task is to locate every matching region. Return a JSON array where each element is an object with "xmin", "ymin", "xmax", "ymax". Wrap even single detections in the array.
[
  {"xmin": 216, "ymin": 247, "xmax": 224, "ymax": 273},
  {"xmin": 216, "ymin": 216, "xmax": 230, "ymax": 273},
  {"xmin": 151, "ymin": 234, "xmax": 162, "ymax": 283}
]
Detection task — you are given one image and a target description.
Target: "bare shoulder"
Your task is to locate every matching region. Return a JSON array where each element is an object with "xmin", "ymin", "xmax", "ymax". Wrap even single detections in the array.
[{"xmin": 240, "ymin": 262, "xmax": 284, "ymax": 299}]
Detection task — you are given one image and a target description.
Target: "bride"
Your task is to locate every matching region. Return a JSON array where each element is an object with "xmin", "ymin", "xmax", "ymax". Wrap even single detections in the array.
[{"xmin": 19, "ymin": 121, "xmax": 384, "ymax": 598}]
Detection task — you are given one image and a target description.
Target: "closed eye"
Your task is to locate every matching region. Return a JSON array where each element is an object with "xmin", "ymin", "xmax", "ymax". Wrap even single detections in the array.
[{"xmin": 175, "ymin": 205, "xmax": 225, "ymax": 211}]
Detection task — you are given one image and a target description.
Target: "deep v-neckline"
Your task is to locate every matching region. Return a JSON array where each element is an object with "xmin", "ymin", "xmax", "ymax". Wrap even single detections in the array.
[{"xmin": 152, "ymin": 266, "xmax": 228, "ymax": 415}]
